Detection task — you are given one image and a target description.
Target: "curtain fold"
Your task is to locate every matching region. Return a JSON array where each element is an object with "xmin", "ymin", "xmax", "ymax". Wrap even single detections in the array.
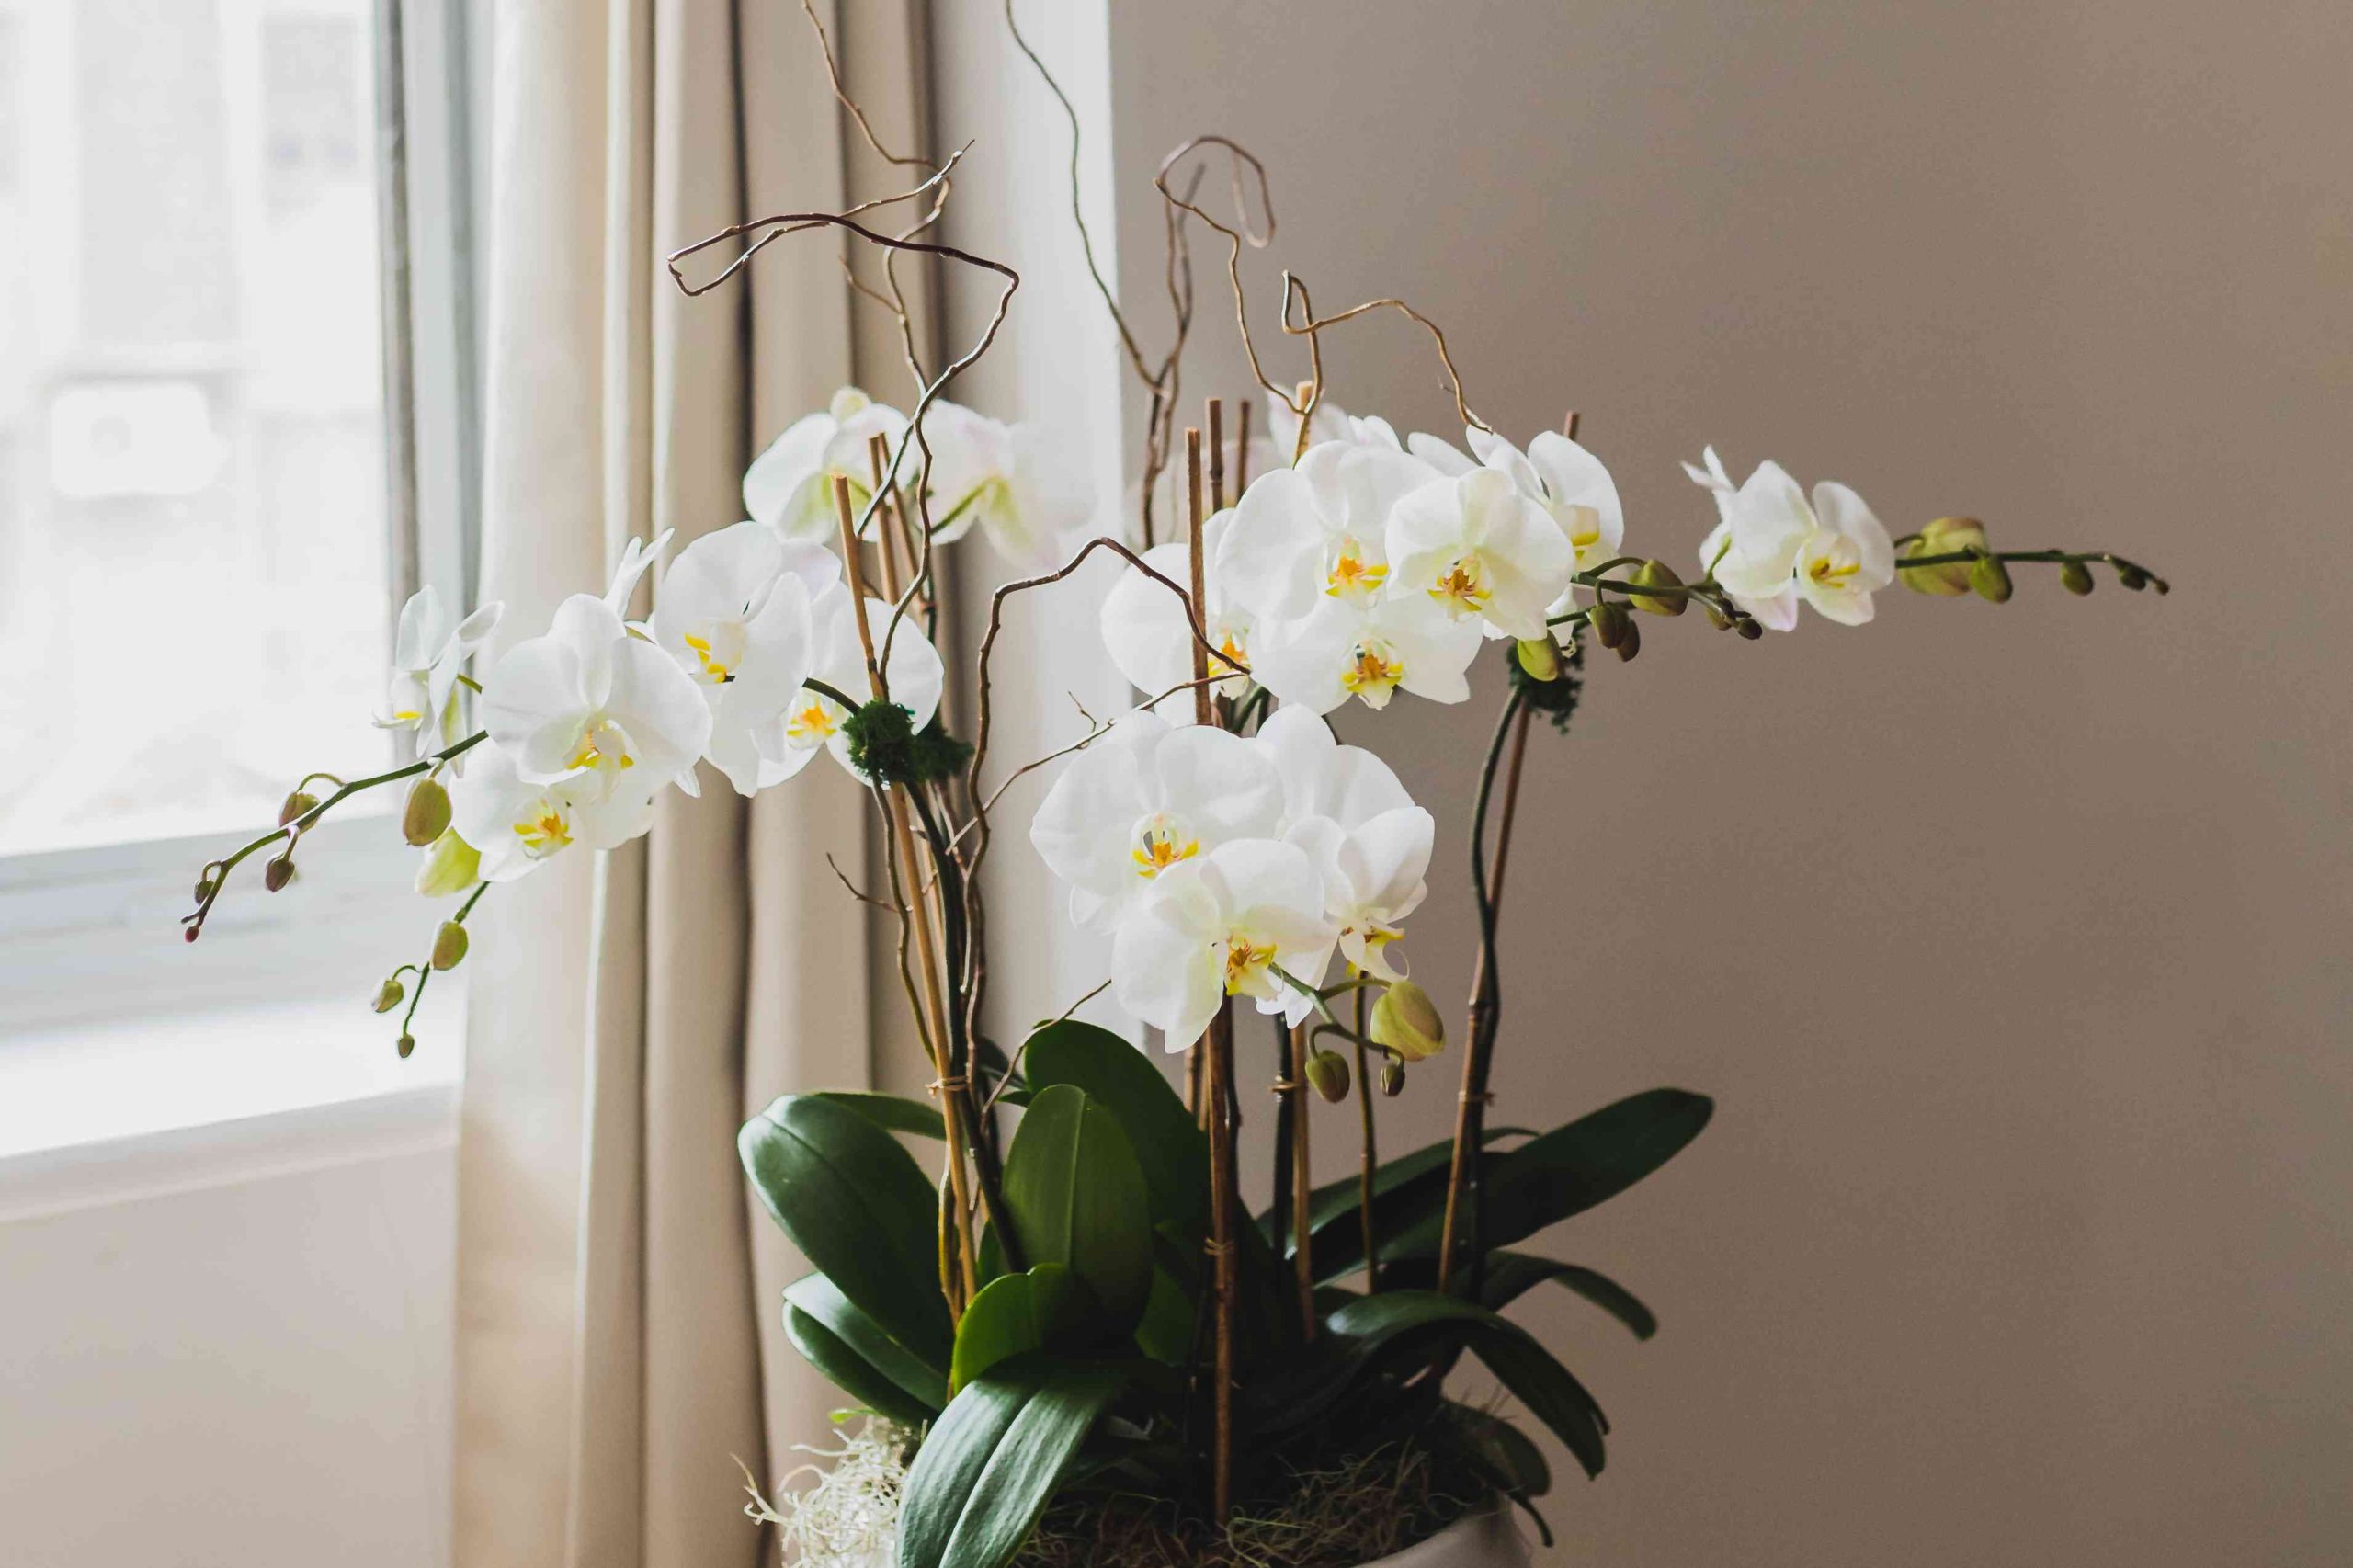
[{"xmin": 458, "ymin": 4, "xmax": 931, "ymax": 1564}]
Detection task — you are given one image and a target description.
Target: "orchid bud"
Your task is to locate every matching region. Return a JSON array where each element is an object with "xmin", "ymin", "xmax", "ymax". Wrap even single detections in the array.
[
  {"xmin": 415, "ymin": 830, "xmax": 483, "ymax": 898},
  {"xmin": 2118, "ymin": 563, "xmax": 2151, "ymax": 591},
  {"xmin": 372, "ymin": 976, "xmax": 406, "ymax": 1014},
  {"xmin": 1306, "ymin": 1050, "xmax": 1352, "ymax": 1104},
  {"xmin": 396, "ymin": 1034, "xmax": 416, "ymax": 1060},
  {"xmin": 1628, "ymin": 560, "xmax": 1687, "ymax": 617},
  {"xmin": 278, "ymin": 790, "xmax": 319, "ymax": 827},
  {"xmin": 194, "ymin": 874, "xmax": 216, "ymax": 903},
  {"xmin": 264, "ymin": 855, "xmax": 297, "ymax": 892},
  {"xmin": 1613, "ymin": 618, "xmax": 1642, "ymax": 663},
  {"xmin": 2061, "ymin": 559, "xmax": 2095, "ymax": 596},
  {"xmin": 1379, "ymin": 1059, "xmax": 1406, "ymax": 1097},
  {"xmin": 1515, "ymin": 636, "xmax": 1562, "ymax": 682},
  {"xmin": 1370, "ymin": 980, "xmax": 1446, "ymax": 1062},
  {"xmin": 1588, "ymin": 600, "xmax": 1630, "ymax": 651},
  {"xmin": 430, "ymin": 921, "xmax": 470, "ymax": 972},
  {"xmin": 1903, "ymin": 517, "xmax": 1985, "ymax": 597},
  {"xmin": 403, "ymin": 778, "xmax": 453, "ymax": 846},
  {"xmin": 1969, "ymin": 553, "xmax": 2014, "ymax": 604},
  {"xmin": 1734, "ymin": 615, "xmax": 1764, "ymax": 641}
]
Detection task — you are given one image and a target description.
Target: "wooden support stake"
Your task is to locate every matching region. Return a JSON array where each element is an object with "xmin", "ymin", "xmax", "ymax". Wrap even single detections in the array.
[{"xmin": 835, "ymin": 476, "xmax": 979, "ymax": 1309}]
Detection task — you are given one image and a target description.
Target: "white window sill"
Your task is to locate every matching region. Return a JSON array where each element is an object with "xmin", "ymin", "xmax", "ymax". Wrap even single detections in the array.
[{"xmin": 0, "ymin": 991, "xmax": 464, "ymax": 1222}]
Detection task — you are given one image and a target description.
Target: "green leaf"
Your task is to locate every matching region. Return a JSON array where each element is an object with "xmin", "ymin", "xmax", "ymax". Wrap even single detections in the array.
[
  {"xmin": 1001, "ymin": 1085, "xmax": 1154, "ymax": 1324},
  {"xmin": 1021, "ymin": 1021, "xmax": 1207, "ymax": 1228},
  {"xmin": 949, "ymin": 1265, "xmax": 1090, "ymax": 1394},
  {"xmin": 741, "ymin": 1094, "xmax": 952, "ymax": 1366},
  {"xmin": 1438, "ymin": 1404, "xmax": 1556, "ymax": 1545},
  {"xmin": 1265, "ymin": 1290, "xmax": 1610, "ymax": 1479},
  {"xmin": 808, "ymin": 1090, "xmax": 946, "ymax": 1141},
  {"xmin": 783, "ymin": 1303, "xmax": 936, "ymax": 1428},
  {"xmin": 785, "ymin": 1274, "xmax": 949, "ymax": 1410},
  {"xmin": 899, "ymin": 1356, "xmax": 1125, "ymax": 1568},
  {"xmin": 1380, "ymin": 1252, "xmax": 1657, "ymax": 1340},
  {"xmin": 1381, "ymin": 1089, "xmax": 1714, "ymax": 1262}
]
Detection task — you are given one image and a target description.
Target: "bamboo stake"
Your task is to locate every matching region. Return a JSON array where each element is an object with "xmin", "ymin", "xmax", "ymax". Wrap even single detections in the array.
[
  {"xmin": 1232, "ymin": 399, "xmax": 1253, "ymax": 494},
  {"xmin": 1186, "ymin": 429, "xmax": 1239, "ymax": 1520},
  {"xmin": 835, "ymin": 476, "xmax": 980, "ymax": 1309},
  {"xmin": 1207, "ymin": 396, "xmax": 1226, "ymax": 513}
]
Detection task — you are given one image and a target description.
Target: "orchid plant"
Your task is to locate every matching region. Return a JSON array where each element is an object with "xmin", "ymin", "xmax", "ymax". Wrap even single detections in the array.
[{"xmin": 178, "ymin": 13, "xmax": 2171, "ymax": 1567}]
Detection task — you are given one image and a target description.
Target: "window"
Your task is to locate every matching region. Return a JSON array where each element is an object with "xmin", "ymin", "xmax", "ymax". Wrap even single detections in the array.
[{"xmin": 0, "ymin": 0, "xmax": 480, "ymax": 1076}]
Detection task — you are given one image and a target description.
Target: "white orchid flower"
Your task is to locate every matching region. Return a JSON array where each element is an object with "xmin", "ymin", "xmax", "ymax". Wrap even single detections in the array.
[
  {"xmin": 478, "ymin": 593, "xmax": 712, "ymax": 793},
  {"xmin": 1111, "ymin": 837, "xmax": 1338, "ymax": 1050},
  {"xmin": 766, "ymin": 593, "xmax": 946, "ymax": 783},
  {"xmin": 449, "ymin": 740, "xmax": 659, "ymax": 883},
  {"xmin": 1688, "ymin": 451, "xmax": 1800, "ymax": 631},
  {"xmin": 1269, "ymin": 395, "xmax": 1410, "ymax": 460},
  {"xmin": 376, "ymin": 585, "xmax": 503, "ymax": 758},
  {"xmin": 1098, "ymin": 512, "xmax": 1256, "ymax": 706},
  {"xmin": 1405, "ymin": 428, "xmax": 1476, "ymax": 475},
  {"xmin": 1029, "ymin": 710, "xmax": 1284, "ymax": 934},
  {"xmin": 1790, "ymin": 482, "xmax": 1895, "ymax": 626},
  {"xmin": 1216, "ymin": 443, "xmax": 1439, "ymax": 625},
  {"xmin": 1385, "ymin": 466, "xmax": 1574, "ymax": 640},
  {"xmin": 1247, "ymin": 588, "xmax": 1483, "ymax": 716},
  {"xmin": 743, "ymin": 387, "xmax": 910, "ymax": 543},
  {"xmin": 1285, "ymin": 809, "xmax": 1432, "ymax": 982},
  {"xmin": 603, "ymin": 528, "xmax": 675, "ymax": 615},
  {"xmin": 919, "ymin": 400, "xmax": 1091, "ymax": 571},
  {"xmin": 1466, "ymin": 426, "xmax": 1626, "ymax": 579},
  {"xmin": 645, "ymin": 523, "xmax": 836, "ymax": 796},
  {"xmin": 1252, "ymin": 707, "xmax": 1431, "ymax": 979}
]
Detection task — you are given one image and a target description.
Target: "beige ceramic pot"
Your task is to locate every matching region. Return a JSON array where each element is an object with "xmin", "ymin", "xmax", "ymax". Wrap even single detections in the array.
[{"xmin": 1352, "ymin": 1504, "xmax": 1529, "ymax": 1568}]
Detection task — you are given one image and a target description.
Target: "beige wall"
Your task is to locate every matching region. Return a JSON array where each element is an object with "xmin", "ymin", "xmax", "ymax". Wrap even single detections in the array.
[{"xmin": 1075, "ymin": 2, "xmax": 2350, "ymax": 1562}]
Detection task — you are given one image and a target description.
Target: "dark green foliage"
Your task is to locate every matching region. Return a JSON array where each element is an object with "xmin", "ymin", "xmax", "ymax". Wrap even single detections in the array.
[
  {"xmin": 737, "ymin": 1020, "xmax": 1715, "ymax": 1568},
  {"xmin": 844, "ymin": 700, "xmax": 973, "ymax": 787}
]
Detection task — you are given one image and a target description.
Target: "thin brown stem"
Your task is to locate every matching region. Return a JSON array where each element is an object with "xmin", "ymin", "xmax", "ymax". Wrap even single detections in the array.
[{"xmin": 1353, "ymin": 986, "xmax": 1380, "ymax": 1291}]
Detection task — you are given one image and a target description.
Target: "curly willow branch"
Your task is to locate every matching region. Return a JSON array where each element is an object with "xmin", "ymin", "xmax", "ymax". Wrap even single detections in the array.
[
  {"xmin": 665, "ymin": 212, "xmax": 1017, "ymax": 675},
  {"xmin": 1281, "ymin": 273, "xmax": 1489, "ymax": 438},
  {"xmin": 956, "ymin": 535, "xmax": 1248, "ymax": 1053}
]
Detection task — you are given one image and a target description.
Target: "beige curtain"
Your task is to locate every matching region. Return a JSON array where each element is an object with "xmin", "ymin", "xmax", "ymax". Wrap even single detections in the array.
[{"xmin": 457, "ymin": 4, "xmax": 935, "ymax": 1565}]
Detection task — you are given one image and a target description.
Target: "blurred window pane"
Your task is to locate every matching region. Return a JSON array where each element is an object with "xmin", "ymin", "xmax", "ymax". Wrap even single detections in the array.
[{"xmin": 0, "ymin": 0, "xmax": 391, "ymax": 857}]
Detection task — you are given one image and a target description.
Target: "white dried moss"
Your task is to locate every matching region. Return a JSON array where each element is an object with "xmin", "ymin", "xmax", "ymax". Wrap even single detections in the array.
[{"xmin": 743, "ymin": 1419, "xmax": 910, "ymax": 1568}]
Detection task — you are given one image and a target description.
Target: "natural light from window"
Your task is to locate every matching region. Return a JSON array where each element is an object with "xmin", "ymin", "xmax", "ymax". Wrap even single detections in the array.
[{"xmin": 0, "ymin": 0, "xmax": 392, "ymax": 858}]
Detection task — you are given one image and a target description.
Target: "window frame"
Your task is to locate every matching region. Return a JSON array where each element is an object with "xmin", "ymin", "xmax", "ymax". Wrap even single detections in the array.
[{"xmin": 0, "ymin": 0, "xmax": 484, "ymax": 1035}]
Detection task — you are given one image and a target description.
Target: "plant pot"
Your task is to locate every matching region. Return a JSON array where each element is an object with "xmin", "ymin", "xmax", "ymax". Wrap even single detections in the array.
[{"xmin": 1352, "ymin": 1504, "xmax": 1529, "ymax": 1568}]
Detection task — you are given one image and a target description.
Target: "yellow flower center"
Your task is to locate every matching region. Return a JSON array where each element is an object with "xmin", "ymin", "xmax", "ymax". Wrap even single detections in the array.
[
  {"xmin": 1808, "ymin": 548, "xmax": 1862, "ymax": 585},
  {"xmin": 1223, "ymin": 935, "xmax": 1277, "ymax": 993},
  {"xmin": 1213, "ymin": 625, "xmax": 1249, "ymax": 674},
  {"xmin": 513, "ymin": 801, "xmax": 574, "ymax": 858},
  {"xmin": 566, "ymin": 719, "xmax": 636, "ymax": 774},
  {"xmin": 786, "ymin": 696, "xmax": 841, "ymax": 746},
  {"xmin": 1325, "ymin": 540, "xmax": 1387, "ymax": 599},
  {"xmin": 1341, "ymin": 640, "xmax": 1404, "ymax": 699},
  {"xmin": 1132, "ymin": 816, "xmax": 1199, "ymax": 879},
  {"xmin": 1563, "ymin": 503, "xmax": 1602, "ymax": 554},
  {"xmin": 1431, "ymin": 557, "xmax": 1490, "ymax": 615},
  {"xmin": 682, "ymin": 632, "xmax": 733, "ymax": 684}
]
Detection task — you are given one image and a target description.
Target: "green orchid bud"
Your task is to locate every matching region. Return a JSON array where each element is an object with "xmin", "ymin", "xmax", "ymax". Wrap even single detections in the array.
[
  {"xmin": 396, "ymin": 1034, "xmax": 416, "ymax": 1060},
  {"xmin": 2118, "ymin": 563, "xmax": 2150, "ymax": 591},
  {"xmin": 1515, "ymin": 636, "xmax": 1562, "ymax": 682},
  {"xmin": 2061, "ymin": 559, "xmax": 2095, "ymax": 596},
  {"xmin": 372, "ymin": 976, "xmax": 406, "ymax": 1015},
  {"xmin": 1305, "ymin": 1050, "xmax": 1352, "ymax": 1104},
  {"xmin": 415, "ymin": 830, "xmax": 482, "ymax": 898},
  {"xmin": 1904, "ymin": 517, "xmax": 1987, "ymax": 596},
  {"xmin": 1969, "ymin": 553, "xmax": 2014, "ymax": 604},
  {"xmin": 1734, "ymin": 615, "xmax": 1764, "ymax": 641},
  {"xmin": 265, "ymin": 854, "xmax": 297, "ymax": 892},
  {"xmin": 1588, "ymin": 599, "xmax": 1630, "ymax": 651},
  {"xmin": 1370, "ymin": 980, "xmax": 1446, "ymax": 1062},
  {"xmin": 430, "ymin": 921, "xmax": 470, "ymax": 972},
  {"xmin": 1380, "ymin": 1059, "xmax": 1406, "ymax": 1097},
  {"xmin": 403, "ymin": 777, "xmax": 452, "ymax": 846},
  {"xmin": 194, "ymin": 875, "xmax": 216, "ymax": 904},
  {"xmin": 278, "ymin": 790, "xmax": 319, "ymax": 827},
  {"xmin": 1628, "ymin": 560, "xmax": 1687, "ymax": 617},
  {"xmin": 1614, "ymin": 617, "xmax": 1642, "ymax": 662}
]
